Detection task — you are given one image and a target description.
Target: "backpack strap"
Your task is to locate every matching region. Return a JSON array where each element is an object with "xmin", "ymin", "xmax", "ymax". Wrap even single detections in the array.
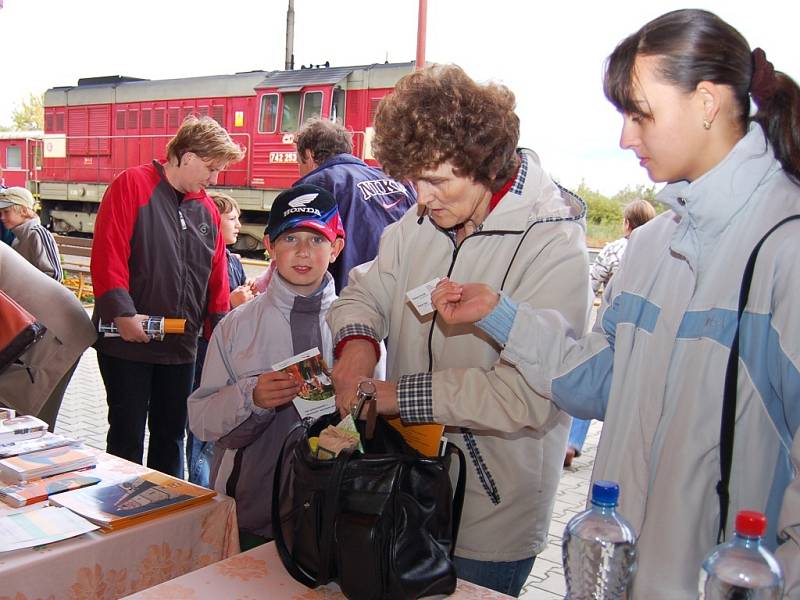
[{"xmin": 717, "ymin": 214, "xmax": 800, "ymax": 543}]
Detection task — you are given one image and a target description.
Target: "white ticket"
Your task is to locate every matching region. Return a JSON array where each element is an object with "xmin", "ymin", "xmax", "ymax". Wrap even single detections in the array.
[{"xmin": 406, "ymin": 277, "xmax": 443, "ymax": 316}]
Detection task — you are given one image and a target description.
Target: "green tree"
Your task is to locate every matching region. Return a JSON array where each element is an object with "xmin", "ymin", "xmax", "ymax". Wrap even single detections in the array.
[{"xmin": 10, "ymin": 93, "xmax": 44, "ymax": 131}]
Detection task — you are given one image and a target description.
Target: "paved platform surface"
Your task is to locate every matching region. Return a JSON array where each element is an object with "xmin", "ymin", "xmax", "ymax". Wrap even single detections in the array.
[{"xmin": 55, "ymin": 345, "xmax": 601, "ymax": 599}]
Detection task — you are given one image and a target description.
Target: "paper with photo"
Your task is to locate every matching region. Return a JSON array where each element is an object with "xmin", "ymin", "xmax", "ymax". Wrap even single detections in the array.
[
  {"xmin": 272, "ymin": 348, "xmax": 337, "ymax": 420},
  {"xmin": 406, "ymin": 277, "xmax": 443, "ymax": 316},
  {"xmin": 0, "ymin": 506, "xmax": 98, "ymax": 552}
]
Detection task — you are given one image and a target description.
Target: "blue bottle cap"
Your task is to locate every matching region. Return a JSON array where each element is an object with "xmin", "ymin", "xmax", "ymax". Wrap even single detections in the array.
[{"xmin": 591, "ymin": 480, "xmax": 619, "ymax": 507}]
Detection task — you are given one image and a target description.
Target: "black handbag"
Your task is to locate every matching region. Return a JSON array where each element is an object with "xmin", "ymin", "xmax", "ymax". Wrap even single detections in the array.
[
  {"xmin": 0, "ymin": 290, "xmax": 47, "ymax": 374},
  {"xmin": 272, "ymin": 404, "xmax": 466, "ymax": 600}
]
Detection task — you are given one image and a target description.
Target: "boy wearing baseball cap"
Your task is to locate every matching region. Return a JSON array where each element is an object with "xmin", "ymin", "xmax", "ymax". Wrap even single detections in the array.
[
  {"xmin": 0, "ymin": 187, "xmax": 62, "ymax": 281},
  {"xmin": 188, "ymin": 184, "xmax": 345, "ymax": 550}
]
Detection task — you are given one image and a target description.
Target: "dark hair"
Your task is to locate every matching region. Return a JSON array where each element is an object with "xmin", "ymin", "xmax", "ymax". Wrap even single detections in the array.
[
  {"xmin": 295, "ymin": 118, "xmax": 353, "ymax": 165},
  {"xmin": 623, "ymin": 198, "xmax": 656, "ymax": 231},
  {"xmin": 372, "ymin": 64, "xmax": 519, "ymax": 192},
  {"xmin": 604, "ymin": 9, "xmax": 800, "ymax": 183}
]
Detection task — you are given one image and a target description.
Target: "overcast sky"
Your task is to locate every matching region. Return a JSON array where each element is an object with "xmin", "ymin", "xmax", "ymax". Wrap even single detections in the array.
[{"xmin": 2, "ymin": 0, "xmax": 797, "ymax": 195}]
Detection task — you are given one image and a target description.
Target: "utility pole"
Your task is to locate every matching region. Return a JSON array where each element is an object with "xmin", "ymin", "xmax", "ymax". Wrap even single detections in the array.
[
  {"xmin": 285, "ymin": 0, "xmax": 295, "ymax": 71},
  {"xmin": 415, "ymin": 0, "xmax": 427, "ymax": 70}
]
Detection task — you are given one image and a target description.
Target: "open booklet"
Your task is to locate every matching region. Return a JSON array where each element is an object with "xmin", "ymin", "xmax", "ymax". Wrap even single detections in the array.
[{"xmin": 272, "ymin": 348, "xmax": 337, "ymax": 421}]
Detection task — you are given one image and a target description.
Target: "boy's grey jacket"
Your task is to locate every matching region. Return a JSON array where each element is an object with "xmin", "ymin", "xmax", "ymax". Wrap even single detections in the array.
[{"xmin": 188, "ymin": 271, "xmax": 336, "ymax": 539}]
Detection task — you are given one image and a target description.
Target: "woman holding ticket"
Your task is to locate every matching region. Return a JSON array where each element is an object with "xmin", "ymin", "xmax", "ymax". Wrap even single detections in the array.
[{"xmin": 327, "ymin": 64, "xmax": 590, "ymax": 597}]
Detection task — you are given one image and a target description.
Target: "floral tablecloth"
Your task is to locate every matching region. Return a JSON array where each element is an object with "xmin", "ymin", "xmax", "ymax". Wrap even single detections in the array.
[
  {"xmin": 123, "ymin": 541, "xmax": 513, "ymax": 600},
  {"xmin": 0, "ymin": 451, "xmax": 239, "ymax": 600}
]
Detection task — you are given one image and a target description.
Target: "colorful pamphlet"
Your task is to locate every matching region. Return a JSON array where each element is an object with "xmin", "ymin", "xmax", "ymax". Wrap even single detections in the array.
[
  {"xmin": 50, "ymin": 470, "xmax": 216, "ymax": 532},
  {"xmin": 0, "ymin": 472, "xmax": 101, "ymax": 507},
  {"xmin": 0, "ymin": 432, "xmax": 75, "ymax": 459},
  {"xmin": 272, "ymin": 347, "xmax": 337, "ymax": 420},
  {"xmin": 0, "ymin": 445, "xmax": 96, "ymax": 481},
  {"xmin": 0, "ymin": 415, "xmax": 48, "ymax": 444}
]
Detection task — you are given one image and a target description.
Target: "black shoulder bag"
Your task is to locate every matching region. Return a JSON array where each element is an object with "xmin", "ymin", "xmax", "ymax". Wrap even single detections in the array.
[
  {"xmin": 717, "ymin": 214, "xmax": 800, "ymax": 543},
  {"xmin": 272, "ymin": 398, "xmax": 466, "ymax": 600}
]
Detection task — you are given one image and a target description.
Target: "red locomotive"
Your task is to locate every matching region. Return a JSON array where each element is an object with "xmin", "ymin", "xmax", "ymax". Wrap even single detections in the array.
[{"xmin": 36, "ymin": 61, "xmax": 414, "ymax": 247}]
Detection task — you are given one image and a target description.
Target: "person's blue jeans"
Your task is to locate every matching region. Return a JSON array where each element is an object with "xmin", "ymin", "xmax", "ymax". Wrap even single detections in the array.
[
  {"xmin": 568, "ymin": 417, "xmax": 592, "ymax": 454},
  {"xmin": 186, "ymin": 429, "xmax": 213, "ymax": 487},
  {"xmin": 453, "ymin": 555, "xmax": 535, "ymax": 597}
]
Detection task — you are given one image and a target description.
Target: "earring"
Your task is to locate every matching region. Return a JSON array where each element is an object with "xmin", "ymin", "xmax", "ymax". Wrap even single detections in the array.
[{"xmin": 703, "ymin": 119, "xmax": 712, "ymax": 130}]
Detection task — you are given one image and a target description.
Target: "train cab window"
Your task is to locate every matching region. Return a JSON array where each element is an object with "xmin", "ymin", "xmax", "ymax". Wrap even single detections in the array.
[
  {"xmin": 331, "ymin": 88, "xmax": 345, "ymax": 124},
  {"xmin": 6, "ymin": 146, "xmax": 21, "ymax": 169},
  {"xmin": 281, "ymin": 92, "xmax": 301, "ymax": 132},
  {"xmin": 302, "ymin": 91, "xmax": 323, "ymax": 122},
  {"xmin": 259, "ymin": 94, "xmax": 278, "ymax": 133}
]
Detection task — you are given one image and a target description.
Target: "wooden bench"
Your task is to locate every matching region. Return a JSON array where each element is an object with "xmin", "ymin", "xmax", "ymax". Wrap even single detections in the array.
[{"xmin": 53, "ymin": 234, "xmax": 93, "ymax": 302}]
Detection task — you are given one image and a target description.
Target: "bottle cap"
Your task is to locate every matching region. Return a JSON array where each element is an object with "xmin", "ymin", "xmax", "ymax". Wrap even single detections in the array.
[
  {"xmin": 735, "ymin": 510, "xmax": 767, "ymax": 537},
  {"xmin": 591, "ymin": 480, "xmax": 619, "ymax": 507}
]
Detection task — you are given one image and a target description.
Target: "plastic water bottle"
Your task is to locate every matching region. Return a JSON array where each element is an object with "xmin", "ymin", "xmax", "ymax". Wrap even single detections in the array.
[
  {"xmin": 699, "ymin": 510, "xmax": 784, "ymax": 599},
  {"xmin": 562, "ymin": 480, "xmax": 637, "ymax": 599}
]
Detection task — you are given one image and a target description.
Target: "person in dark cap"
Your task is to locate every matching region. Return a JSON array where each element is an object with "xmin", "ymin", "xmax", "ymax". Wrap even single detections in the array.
[
  {"xmin": 188, "ymin": 183, "xmax": 345, "ymax": 551},
  {"xmin": 294, "ymin": 118, "xmax": 415, "ymax": 292}
]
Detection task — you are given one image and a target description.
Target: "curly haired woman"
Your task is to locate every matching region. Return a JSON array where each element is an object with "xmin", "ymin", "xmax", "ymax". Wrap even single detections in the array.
[{"xmin": 327, "ymin": 64, "xmax": 590, "ymax": 597}]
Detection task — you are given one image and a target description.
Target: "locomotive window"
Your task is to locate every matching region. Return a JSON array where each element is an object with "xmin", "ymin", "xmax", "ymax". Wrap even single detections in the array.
[
  {"xmin": 154, "ymin": 108, "xmax": 165, "ymax": 129},
  {"xmin": 302, "ymin": 92, "xmax": 323, "ymax": 123},
  {"xmin": 128, "ymin": 110, "xmax": 138, "ymax": 130},
  {"xmin": 259, "ymin": 94, "xmax": 278, "ymax": 133},
  {"xmin": 6, "ymin": 146, "xmax": 21, "ymax": 169},
  {"xmin": 331, "ymin": 88, "xmax": 345, "ymax": 124},
  {"xmin": 142, "ymin": 109, "xmax": 151, "ymax": 129},
  {"xmin": 116, "ymin": 110, "xmax": 126, "ymax": 130},
  {"xmin": 281, "ymin": 92, "xmax": 301, "ymax": 133}
]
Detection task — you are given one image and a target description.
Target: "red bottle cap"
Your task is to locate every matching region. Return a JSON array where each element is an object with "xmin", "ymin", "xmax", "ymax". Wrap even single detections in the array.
[{"xmin": 735, "ymin": 510, "xmax": 767, "ymax": 537}]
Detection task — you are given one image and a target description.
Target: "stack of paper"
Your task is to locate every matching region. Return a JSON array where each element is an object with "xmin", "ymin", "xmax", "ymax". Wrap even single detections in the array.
[
  {"xmin": 0, "ymin": 432, "xmax": 75, "ymax": 459},
  {"xmin": 50, "ymin": 470, "xmax": 215, "ymax": 532},
  {"xmin": 0, "ymin": 415, "xmax": 48, "ymax": 444},
  {"xmin": 0, "ymin": 506, "xmax": 98, "ymax": 552},
  {"xmin": 0, "ymin": 445, "xmax": 96, "ymax": 482}
]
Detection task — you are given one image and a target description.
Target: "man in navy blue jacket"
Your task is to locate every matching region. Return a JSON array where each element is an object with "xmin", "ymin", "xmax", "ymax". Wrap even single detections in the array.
[{"xmin": 294, "ymin": 118, "xmax": 415, "ymax": 292}]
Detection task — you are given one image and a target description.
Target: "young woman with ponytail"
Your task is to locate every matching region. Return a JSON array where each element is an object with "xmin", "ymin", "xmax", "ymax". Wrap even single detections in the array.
[{"xmin": 429, "ymin": 9, "xmax": 800, "ymax": 597}]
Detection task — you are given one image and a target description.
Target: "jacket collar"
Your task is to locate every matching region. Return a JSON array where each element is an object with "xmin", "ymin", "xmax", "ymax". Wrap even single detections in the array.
[
  {"xmin": 264, "ymin": 269, "xmax": 336, "ymax": 317},
  {"xmin": 479, "ymin": 149, "xmax": 587, "ymax": 233},
  {"xmin": 657, "ymin": 124, "xmax": 781, "ymax": 267},
  {"xmin": 295, "ymin": 153, "xmax": 367, "ymax": 184},
  {"xmin": 151, "ymin": 160, "xmax": 208, "ymax": 201}
]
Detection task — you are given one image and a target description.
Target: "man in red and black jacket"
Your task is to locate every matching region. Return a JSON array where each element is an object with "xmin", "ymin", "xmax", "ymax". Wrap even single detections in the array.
[{"xmin": 91, "ymin": 116, "xmax": 245, "ymax": 477}]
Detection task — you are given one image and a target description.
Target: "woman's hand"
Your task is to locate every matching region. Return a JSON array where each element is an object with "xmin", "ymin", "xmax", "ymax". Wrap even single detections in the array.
[
  {"xmin": 114, "ymin": 314, "xmax": 151, "ymax": 343},
  {"xmin": 229, "ymin": 285, "xmax": 254, "ymax": 308},
  {"xmin": 252, "ymin": 371, "xmax": 300, "ymax": 409},
  {"xmin": 431, "ymin": 278, "xmax": 500, "ymax": 324},
  {"xmin": 332, "ymin": 339, "xmax": 378, "ymax": 416}
]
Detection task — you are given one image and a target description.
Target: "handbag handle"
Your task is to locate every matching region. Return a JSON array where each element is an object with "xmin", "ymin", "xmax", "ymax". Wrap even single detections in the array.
[
  {"xmin": 445, "ymin": 443, "xmax": 467, "ymax": 557},
  {"xmin": 716, "ymin": 214, "xmax": 800, "ymax": 543}
]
